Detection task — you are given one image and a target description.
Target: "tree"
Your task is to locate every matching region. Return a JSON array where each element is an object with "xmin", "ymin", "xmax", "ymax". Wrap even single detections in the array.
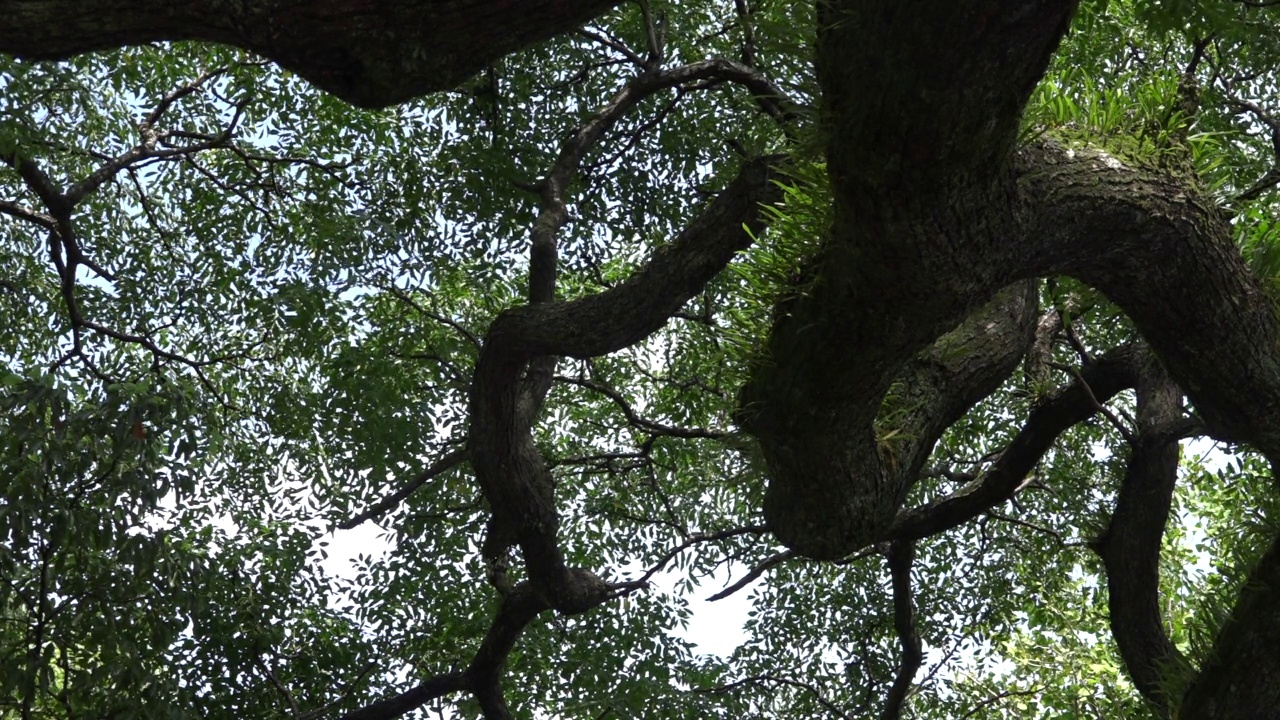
[{"xmin": 2, "ymin": 0, "xmax": 1280, "ymax": 717}]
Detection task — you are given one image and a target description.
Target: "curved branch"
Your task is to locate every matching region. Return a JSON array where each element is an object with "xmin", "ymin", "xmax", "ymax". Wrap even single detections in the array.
[
  {"xmin": 749, "ymin": 132, "xmax": 1280, "ymax": 560},
  {"xmin": 341, "ymin": 573, "xmax": 641, "ymax": 720},
  {"xmin": 468, "ymin": 155, "xmax": 785, "ymax": 612},
  {"xmin": 888, "ymin": 280, "xmax": 1040, "ymax": 493},
  {"xmin": 337, "ymin": 446, "xmax": 470, "ymax": 529},
  {"xmin": 1093, "ymin": 356, "xmax": 1192, "ymax": 717},
  {"xmin": 1017, "ymin": 139, "xmax": 1280, "ymax": 460},
  {"xmin": 707, "ymin": 550, "xmax": 795, "ymax": 602},
  {"xmin": 891, "ymin": 344, "xmax": 1143, "ymax": 541},
  {"xmin": 880, "ymin": 541, "xmax": 921, "ymax": 720},
  {"xmin": 518, "ymin": 58, "xmax": 797, "ymax": 428},
  {"xmin": 335, "ymin": 672, "xmax": 467, "ymax": 720},
  {"xmin": 1182, "ymin": 528, "xmax": 1280, "ymax": 717},
  {"xmin": 0, "ymin": 0, "xmax": 623, "ymax": 107},
  {"xmin": 555, "ymin": 374, "xmax": 723, "ymax": 440}
]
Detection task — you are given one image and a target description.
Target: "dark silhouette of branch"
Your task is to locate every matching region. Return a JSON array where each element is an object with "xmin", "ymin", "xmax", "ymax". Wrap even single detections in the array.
[
  {"xmin": 0, "ymin": 0, "xmax": 628, "ymax": 107},
  {"xmin": 638, "ymin": 525, "xmax": 769, "ymax": 585},
  {"xmin": 892, "ymin": 344, "xmax": 1143, "ymax": 541},
  {"xmin": 1182, "ymin": 528, "xmax": 1280, "ymax": 717},
  {"xmin": 699, "ymin": 674, "xmax": 853, "ymax": 720},
  {"xmin": 958, "ymin": 686, "xmax": 1043, "ymax": 719},
  {"xmin": 880, "ymin": 541, "xmax": 922, "ymax": 720},
  {"xmin": 555, "ymin": 374, "xmax": 724, "ymax": 440},
  {"xmin": 1094, "ymin": 360, "xmax": 1193, "ymax": 716},
  {"xmin": 340, "ymin": 573, "xmax": 644, "ymax": 720},
  {"xmin": 338, "ymin": 447, "xmax": 470, "ymax": 529},
  {"xmin": 707, "ymin": 550, "xmax": 795, "ymax": 602},
  {"xmin": 0, "ymin": 199, "xmax": 55, "ymax": 230},
  {"xmin": 335, "ymin": 672, "xmax": 468, "ymax": 720},
  {"xmin": 469, "ymin": 154, "xmax": 785, "ymax": 613}
]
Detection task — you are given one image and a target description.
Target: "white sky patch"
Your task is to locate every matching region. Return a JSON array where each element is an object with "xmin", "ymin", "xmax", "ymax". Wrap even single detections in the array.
[
  {"xmin": 315, "ymin": 521, "xmax": 395, "ymax": 580},
  {"xmin": 671, "ymin": 563, "xmax": 755, "ymax": 658}
]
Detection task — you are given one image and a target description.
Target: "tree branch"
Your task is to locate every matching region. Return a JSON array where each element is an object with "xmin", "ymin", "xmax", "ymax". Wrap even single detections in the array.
[
  {"xmin": 337, "ymin": 447, "xmax": 470, "ymax": 529},
  {"xmin": 706, "ymin": 550, "xmax": 796, "ymax": 602},
  {"xmin": 887, "ymin": 281, "xmax": 1040, "ymax": 496},
  {"xmin": 0, "ymin": 199, "xmax": 56, "ymax": 231},
  {"xmin": 555, "ymin": 374, "xmax": 723, "ymax": 440},
  {"xmin": 1092, "ymin": 357, "xmax": 1192, "ymax": 716},
  {"xmin": 637, "ymin": 525, "xmax": 769, "ymax": 585},
  {"xmin": 891, "ymin": 344, "xmax": 1143, "ymax": 541},
  {"xmin": 880, "ymin": 541, "xmax": 922, "ymax": 720},
  {"xmin": 468, "ymin": 154, "xmax": 785, "ymax": 612},
  {"xmin": 1182, "ymin": 524, "xmax": 1280, "ymax": 717},
  {"xmin": 0, "ymin": 0, "xmax": 625, "ymax": 107},
  {"xmin": 335, "ymin": 672, "xmax": 467, "ymax": 720},
  {"xmin": 1019, "ymin": 139, "xmax": 1280, "ymax": 457}
]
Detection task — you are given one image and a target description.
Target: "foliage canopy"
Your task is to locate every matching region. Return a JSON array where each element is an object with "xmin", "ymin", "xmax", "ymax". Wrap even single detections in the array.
[{"xmin": 3, "ymin": 0, "xmax": 1280, "ymax": 718}]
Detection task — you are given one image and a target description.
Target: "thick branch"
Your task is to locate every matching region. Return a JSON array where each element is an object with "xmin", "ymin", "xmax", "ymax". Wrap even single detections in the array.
[
  {"xmin": 465, "ymin": 582, "xmax": 551, "ymax": 688},
  {"xmin": 1182, "ymin": 530, "xmax": 1280, "ymax": 717},
  {"xmin": 0, "ymin": 0, "xmax": 623, "ymax": 107},
  {"xmin": 891, "ymin": 344, "xmax": 1142, "ymax": 540},
  {"xmin": 749, "ymin": 129, "xmax": 1280, "ymax": 560},
  {"xmin": 1093, "ymin": 357, "xmax": 1192, "ymax": 716},
  {"xmin": 468, "ymin": 155, "xmax": 784, "ymax": 611},
  {"xmin": 1017, "ymin": 139, "xmax": 1280, "ymax": 459},
  {"xmin": 520, "ymin": 58, "xmax": 795, "ymax": 425},
  {"xmin": 818, "ymin": 0, "xmax": 1077, "ymax": 191},
  {"xmin": 739, "ymin": 1, "xmax": 1080, "ymax": 559},
  {"xmin": 889, "ymin": 281, "xmax": 1039, "ymax": 490}
]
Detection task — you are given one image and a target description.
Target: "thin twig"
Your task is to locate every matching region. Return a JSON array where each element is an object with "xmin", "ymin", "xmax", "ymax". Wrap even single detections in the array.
[
  {"xmin": 338, "ymin": 446, "xmax": 470, "ymax": 529},
  {"xmin": 637, "ymin": 525, "xmax": 769, "ymax": 584},
  {"xmin": 707, "ymin": 550, "xmax": 795, "ymax": 601}
]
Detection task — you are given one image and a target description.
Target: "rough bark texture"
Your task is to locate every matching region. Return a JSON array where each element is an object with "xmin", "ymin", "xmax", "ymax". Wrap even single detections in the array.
[
  {"xmin": 1016, "ymin": 142, "xmax": 1280, "ymax": 457},
  {"xmin": 891, "ymin": 343, "xmax": 1143, "ymax": 541},
  {"xmin": 738, "ymin": 0, "xmax": 1080, "ymax": 558},
  {"xmin": 740, "ymin": 4, "xmax": 1280, "ymax": 710},
  {"xmin": 0, "ymin": 0, "xmax": 621, "ymax": 107},
  {"xmin": 887, "ymin": 281, "xmax": 1040, "ymax": 489},
  {"xmin": 747, "ymin": 1, "xmax": 1280, "ymax": 560}
]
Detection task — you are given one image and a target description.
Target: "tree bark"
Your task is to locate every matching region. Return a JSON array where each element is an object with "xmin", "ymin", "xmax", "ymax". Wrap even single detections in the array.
[
  {"xmin": 739, "ymin": 0, "xmax": 1080, "ymax": 559},
  {"xmin": 746, "ymin": 4, "xmax": 1280, "ymax": 565},
  {"xmin": 891, "ymin": 343, "xmax": 1144, "ymax": 541},
  {"xmin": 1181, "ymin": 532, "xmax": 1280, "ymax": 718},
  {"xmin": 1094, "ymin": 355, "xmax": 1193, "ymax": 716},
  {"xmin": 745, "ymin": 2, "xmax": 1280, "ymax": 713},
  {"xmin": 0, "ymin": 0, "xmax": 621, "ymax": 106},
  {"xmin": 1016, "ymin": 141, "xmax": 1280, "ymax": 457}
]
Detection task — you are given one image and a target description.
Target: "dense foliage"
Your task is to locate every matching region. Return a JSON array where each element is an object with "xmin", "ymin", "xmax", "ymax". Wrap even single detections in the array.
[{"xmin": 2, "ymin": 0, "xmax": 1280, "ymax": 718}]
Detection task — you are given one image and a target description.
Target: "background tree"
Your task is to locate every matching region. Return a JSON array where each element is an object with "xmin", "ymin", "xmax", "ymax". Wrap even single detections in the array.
[{"xmin": 2, "ymin": 0, "xmax": 1280, "ymax": 718}]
